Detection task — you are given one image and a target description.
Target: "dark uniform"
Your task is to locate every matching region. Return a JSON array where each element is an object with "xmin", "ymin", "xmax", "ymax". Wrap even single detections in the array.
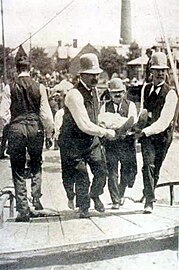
[
  {"xmin": 59, "ymin": 81, "xmax": 107, "ymax": 210},
  {"xmin": 140, "ymin": 82, "xmax": 173, "ymax": 203},
  {"xmin": 8, "ymin": 76, "xmax": 44, "ymax": 215},
  {"xmin": 104, "ymin": 99, "xmax": 137, "ymax": 205}
]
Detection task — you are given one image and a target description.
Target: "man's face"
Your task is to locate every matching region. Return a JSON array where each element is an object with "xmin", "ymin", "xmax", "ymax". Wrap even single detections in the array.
[
  {"xmin": 152, "ymin": 68, "xmax": 167, "ymax": 85},
  {"xmin": 81, "ymin": 73, "xmax": 99, "ymax": 88},
  {"xmin": 110, "ymin": 90, "xmax": 125, "ymax": 104}
]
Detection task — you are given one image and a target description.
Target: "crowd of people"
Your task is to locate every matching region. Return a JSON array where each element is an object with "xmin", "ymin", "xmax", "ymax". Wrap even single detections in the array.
[{"xmin": 0, "ymin": 47, "xmax": 178, "ymax": 221}]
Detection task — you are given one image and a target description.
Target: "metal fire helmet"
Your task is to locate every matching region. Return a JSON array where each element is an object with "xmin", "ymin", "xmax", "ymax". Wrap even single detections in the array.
[
  {"xmin": 79, "ymin": 53, "xmax": 103, "ymax": 74},
  {"xmin": 150, "ymin": 52, "xmax": 169, "ymax": 69}
]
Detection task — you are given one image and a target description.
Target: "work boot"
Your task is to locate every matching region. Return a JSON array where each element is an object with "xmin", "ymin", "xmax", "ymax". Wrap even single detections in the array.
[
  {"xmin": 92, "ymin": 197, "xmax": 105, "ymax": 212},
  {"xmin": 143, "ymin": 202, "xmax": 153, "ymax": 214},
  {"xmin": 15, "ymin": 211, "xmax": 30, "ymax": 222},
  {"xmin": 111, "ymin": 203, "xmax": 120, "ymax": 210},
  {"xmin": 79, "ymin": 208, "xmax": 90, "ymax": 218},
  {"xmin": 68, "ymin": 199, "xmax": 75, "ymax": 210},
  {"xmin": 119, "ymin": 197, "xmax": 125, "ymax": 206},
  {"xmin": 32, "ymin": 198, "xmax": 43, "ymax": 210}
]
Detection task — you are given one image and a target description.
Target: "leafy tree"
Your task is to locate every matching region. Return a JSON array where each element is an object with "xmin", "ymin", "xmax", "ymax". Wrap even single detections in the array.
[
  {"xmin": 0, "ymin": 45, "xmax": 15, "ymax": 80},
  {"xmin": 30, "ymin": 47, "xmax": 52, "ymax": 75},
  {"xmin": 99, "ymin": 47, "xmax": 126, "ymax": 79}
]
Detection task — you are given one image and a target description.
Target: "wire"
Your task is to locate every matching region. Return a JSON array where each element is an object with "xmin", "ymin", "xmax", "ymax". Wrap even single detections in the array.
[{"xmin": 1, "ymin": 0, "xmax": 76, "ymax": 60}]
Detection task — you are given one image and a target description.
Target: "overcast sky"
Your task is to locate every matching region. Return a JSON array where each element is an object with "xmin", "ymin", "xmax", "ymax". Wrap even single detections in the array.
[{"xmin": 1, "ymin": 0, "xmax": 179, "ymax": 51}]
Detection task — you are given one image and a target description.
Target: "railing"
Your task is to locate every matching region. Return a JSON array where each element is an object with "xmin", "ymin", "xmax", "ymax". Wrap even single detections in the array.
[
  {"xmin": 0, "ymin": 188, "xmax": 14, "ymax": 226},
  {"xmin": 156, "ymin": 181, "xmax": 179, "ymax": 206}
]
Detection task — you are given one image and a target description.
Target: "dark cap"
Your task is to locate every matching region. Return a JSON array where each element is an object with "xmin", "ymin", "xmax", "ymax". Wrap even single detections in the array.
[{"xmin": 15, "ymin": 45, "xmax": 30, "ymax": 66}]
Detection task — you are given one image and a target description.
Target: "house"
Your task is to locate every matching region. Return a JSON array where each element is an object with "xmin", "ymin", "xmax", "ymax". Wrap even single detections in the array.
[
  {"xmin": 127, "ymin": 54, "xmax": 148, "ymax": 80},
  {"xmin": 69, "ymin": 43, "xmax": 100, "ymax": 76}
]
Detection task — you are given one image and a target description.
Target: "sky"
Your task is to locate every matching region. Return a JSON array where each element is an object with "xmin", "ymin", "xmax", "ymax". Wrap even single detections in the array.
[{"xmin": 1, "ymin": 0, "xmax": 179, "ymax": 51}]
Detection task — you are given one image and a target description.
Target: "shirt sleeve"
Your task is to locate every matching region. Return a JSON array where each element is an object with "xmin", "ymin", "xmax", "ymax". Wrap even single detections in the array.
[
  {"xmin": 65, "ymin": 88, "xmax": 109, "ymax": 137},
  {"xmin": 39, "ymin": 84, "xmax": 54, "ymax": 138},
  {"xmin": 143, "ymin": 89, "xmax": 178, "ymax": 136},
  {"xmin": 54, "ymin": 108, "xmax": 64, "ymax": 139},
  {"xmin": 0, "ymin": 84, "xmax": 11, "ymax": 125},
  {"xmin": 128, "ymin": 101, "xmax": 137, "ymax": 123}
]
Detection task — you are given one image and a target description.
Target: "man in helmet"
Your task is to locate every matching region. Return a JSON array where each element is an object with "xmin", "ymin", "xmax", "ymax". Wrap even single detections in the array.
[
  {"xmin": 99, "ymin": 78, "xmax": 138, "ymax": 209},
  {"xmin": 137, "ymin": 51, "xmax": 178, "ymax": 213},
  {"xmin": 0, "ymin": 45, "xmax": 54, "ymax": 222},
  {"xmin": 59, "ymin": 53, "xmax": 115, "ymax": 218}
]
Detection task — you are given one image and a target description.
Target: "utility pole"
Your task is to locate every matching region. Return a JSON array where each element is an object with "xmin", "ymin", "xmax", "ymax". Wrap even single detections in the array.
[
  {"xmin": 29, "ymin": 32, "xmax": 32, "ymax": 68},
  {"xmin": 1, "ymin": 0, "xmax": 7, "ymax": 83}
]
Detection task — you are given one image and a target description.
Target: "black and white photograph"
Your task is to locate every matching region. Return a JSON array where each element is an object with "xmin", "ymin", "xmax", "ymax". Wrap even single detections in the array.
[{"xmin": 0, "ymin": 0, "xmax": 179, "ymax": 269}]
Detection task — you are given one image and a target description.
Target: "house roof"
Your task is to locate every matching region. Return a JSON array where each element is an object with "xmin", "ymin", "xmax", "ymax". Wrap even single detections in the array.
[
  {"xmin": 69, "ymin": 43, "xmax": 100, "ymax": 64},
  {"xmin": 127, "ymin": 55, "xmax": 148, "ymax": 65}
]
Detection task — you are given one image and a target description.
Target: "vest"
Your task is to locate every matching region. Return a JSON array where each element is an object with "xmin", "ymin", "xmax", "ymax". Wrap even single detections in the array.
[
  {"xmin": 105, "ymin": 97, "xmax": 130, "ymax": 117},
  {"xmin": 61, "ymin": 82, "xmax": 98, "ymax": 140},
  {"xmin": 10, "ymin": 76, "xmax": 41, "ymax": 122},
  {"xmin": 104, "ymin": 97, "xmax": 131, "ymax": 147},
  {"xmin": 143, "ymin": 82, "xmax": 173, "ymax": 139}
]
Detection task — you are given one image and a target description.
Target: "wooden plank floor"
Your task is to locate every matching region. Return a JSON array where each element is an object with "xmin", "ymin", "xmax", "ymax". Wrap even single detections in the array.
[{"xmin": 0, "ymin": 136, "xmax": 179, "ymax": 258}]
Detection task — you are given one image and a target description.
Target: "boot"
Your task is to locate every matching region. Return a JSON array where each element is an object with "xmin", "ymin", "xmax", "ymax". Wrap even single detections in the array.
[
  {"xmin": 32, "ymin": 198, "xmax": 43, "ymax": 210},
  {"xmin": 92, "ymin": 197, "xmax": 105, "ymax": 212},
  {"xmin": 15, "ymin": 211, "xmax": 30, "ymax": 222},
  {"xmin": 79, "ymin": 208, "xmax": 90, "ymax": 218}
]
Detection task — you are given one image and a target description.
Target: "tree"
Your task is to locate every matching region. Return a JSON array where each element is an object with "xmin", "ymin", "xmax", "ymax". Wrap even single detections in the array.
[
  {"xmin": 0, "ymin": 45, "xmax": 15, "ymax": 80},
  {"xmin": 127, "ymin": 41, "xmax": 141, "ymax": 61},
  {"xmin": 99, "ymin": 47, "xmax": 126, "ymax": 79},
  {"xmin": 30, "ymin": 47, "xmax": 52, "ymax": 75}
]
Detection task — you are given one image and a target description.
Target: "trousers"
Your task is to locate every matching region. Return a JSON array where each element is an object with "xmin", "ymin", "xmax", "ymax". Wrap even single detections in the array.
[
  {"xmin": 105, "ymin": 137, "xmax": 137, "ymax": 204},
  {"xmin": 8, "ymin": 118, "xmax": 44, "ymax": 213},
  {"xmin": 59, "ymin": 136, "xmax": 107, "ymax": 210},
  {"xmin": 140, "ymin": 133, "xmax": 172, "ymax": 203}
]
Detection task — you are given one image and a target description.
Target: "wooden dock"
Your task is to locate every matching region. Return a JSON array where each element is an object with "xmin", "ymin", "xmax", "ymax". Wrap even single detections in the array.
[{"xmin": 0, "ymin": 134, "xmax": 179, "ymax": 264}]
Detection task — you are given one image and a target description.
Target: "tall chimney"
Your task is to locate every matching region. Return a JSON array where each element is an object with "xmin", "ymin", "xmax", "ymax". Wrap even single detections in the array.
[
  {"xmin": 121, "ymin": 0, "xmax": 132, "ymax": 44},
  {"xmin": 73, "ymin": 39, "xmax": 77, "ymax": 48}
]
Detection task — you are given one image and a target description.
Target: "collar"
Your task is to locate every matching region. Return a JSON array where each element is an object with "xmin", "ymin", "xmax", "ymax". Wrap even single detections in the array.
[
  {"xmin": 18, "ymin": 71, "xmax": 30, "ymax": 77},
  {"xmin": 80, "ymin": 79, "xmax": 92, "ymax": 91},
  {"xmin": 150, "ymin": 81, "xmax": 165, "ymax": 95}
]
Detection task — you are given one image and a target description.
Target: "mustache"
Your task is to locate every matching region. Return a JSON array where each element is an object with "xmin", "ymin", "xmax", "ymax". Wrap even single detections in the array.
[{"xmin": 91, "ymin": 78, "xmax": 98, "ymax": 84}]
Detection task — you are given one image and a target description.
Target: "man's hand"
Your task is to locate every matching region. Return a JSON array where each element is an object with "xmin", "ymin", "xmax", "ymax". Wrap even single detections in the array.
[
  {"xmin": 135, "ymin": 130, "xmax": 145, "ymax": 141},
  {"xmin": 104, "ymin": 129, "xmax": 116, "ymax": 140}
]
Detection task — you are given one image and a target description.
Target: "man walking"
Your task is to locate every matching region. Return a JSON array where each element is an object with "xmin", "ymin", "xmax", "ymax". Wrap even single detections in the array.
[
  {"xmin": 59, "ymin": 53, "xmax": 115, "ymax": 218},
  {"xmin": 100, "ymin": 78, "xmax": 138, "ymax": 209},
  {"xmin": 138, "ymin": 52, "xmax": 178, "ymax": 213},
  {"xmin": 1, "ymin": 46, "xmax": 54, "ymax": 221}
]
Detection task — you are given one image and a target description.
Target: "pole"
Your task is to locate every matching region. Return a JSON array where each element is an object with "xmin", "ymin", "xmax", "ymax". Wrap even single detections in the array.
[
  {"xmin": 153, "ymin": 0, "xmax": 179, "ymax": 132},
  {"xmin": 29, "ymin": 32, "xmax": 32, "ymax": 68},
  {"xmin": 1, "ymin": 0, "xmax": 6, "ymax": 83}
]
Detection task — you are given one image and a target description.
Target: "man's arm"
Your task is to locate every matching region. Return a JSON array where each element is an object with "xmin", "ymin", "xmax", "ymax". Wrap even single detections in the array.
[
  {"xmin": 143, "ymin": 89, "xmax": 178, "ymax": 137},
  {"xmin": 128, "ymin": 101, "xmax": 137, "ymax": 123},
  {"xmin": 39, "ymin": 84, "xmax": 54, "ymax": 138},
  {"xmin": 0, "ymin": 84, "xmax": 11, "ymax": 125},
  {"xmin": 65, "ymin": 89, "xmax": 115, "ymax": 138}
]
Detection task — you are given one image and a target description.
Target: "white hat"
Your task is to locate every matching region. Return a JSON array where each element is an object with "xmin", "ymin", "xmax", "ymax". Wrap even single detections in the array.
[
  {"xmin": 108, "ymin": 78, "xmax": 126, "ymax": 92},
  {"xmin": 150, "ymin": 52, "xmax": 169, "ymax": 69},
  {"xmin": 79, "ymin": 53, "xmax": 103, "ymax": 74}
]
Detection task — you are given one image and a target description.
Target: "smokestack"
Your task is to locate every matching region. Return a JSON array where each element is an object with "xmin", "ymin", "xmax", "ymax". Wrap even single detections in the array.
[
  {"xmin": 73, "ymin": 39, "xmax": 77, "ymax": 48},
  {"xmin": 58, "ymin": 40, "xmax": 62, "ymax": 47},
  {"xmin": 121, "ymin": 0, "xmax": 132, "ymax": 44}
]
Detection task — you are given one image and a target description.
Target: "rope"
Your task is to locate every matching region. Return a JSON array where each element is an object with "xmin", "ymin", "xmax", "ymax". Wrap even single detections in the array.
[
  {"xmin": 1, "ymin": 0, "xmax": 76, "ymax": 61},
  {"xmin": 153, "ymin": 0, "xmax": 179, "ymax": 133}
]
